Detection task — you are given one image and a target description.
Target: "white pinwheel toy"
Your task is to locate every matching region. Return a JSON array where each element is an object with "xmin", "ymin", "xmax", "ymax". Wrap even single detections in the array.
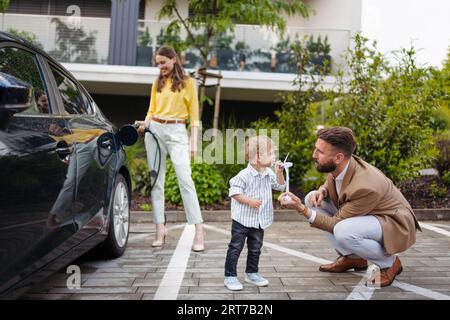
[{"xmin": 281, "ymin": 153, "xmax": 294, "ymax": 203}]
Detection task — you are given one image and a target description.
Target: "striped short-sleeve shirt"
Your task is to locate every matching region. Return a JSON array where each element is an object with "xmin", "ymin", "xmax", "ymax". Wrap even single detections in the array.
[{"xmin": 229, "ymin": 164, "xmax": 285, "ymax": 229}]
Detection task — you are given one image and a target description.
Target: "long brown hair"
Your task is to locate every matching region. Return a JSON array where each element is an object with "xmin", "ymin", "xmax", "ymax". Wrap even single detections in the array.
[{"xmin": 155, "ymin": 45, "xmax": 188, "ymax": 92}]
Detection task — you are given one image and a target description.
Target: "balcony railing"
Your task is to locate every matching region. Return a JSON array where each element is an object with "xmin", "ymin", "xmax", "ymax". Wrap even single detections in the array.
[
  {"xmin": 0, "ymin": 14, "xmax": 350, "ymax": 75},
  {"xmin": 0, "ymin": 13, "xmax": 110, "ymax": 64},
  {"xmin": 137, "ymin": 20, "xmax": 351, "ymax": 75}
]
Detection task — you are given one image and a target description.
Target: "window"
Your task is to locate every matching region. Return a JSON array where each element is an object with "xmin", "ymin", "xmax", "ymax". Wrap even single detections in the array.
[
  {"xmin": 50, "ymin": 66, "xmax": 93, "ymax": 115},
  {"xmin": 0, "ymin": 47, "xmax": 50, "ymax": 114}
]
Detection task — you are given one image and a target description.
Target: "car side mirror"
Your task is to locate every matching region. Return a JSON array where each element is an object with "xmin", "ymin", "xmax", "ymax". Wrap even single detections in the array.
[
  {"xmin": 117, "ymin": 124, "xmax": 138, "ymax": 146},
  {"xmin": 0, "ymin": 72, "xmax": 32, "ymax": 116}
]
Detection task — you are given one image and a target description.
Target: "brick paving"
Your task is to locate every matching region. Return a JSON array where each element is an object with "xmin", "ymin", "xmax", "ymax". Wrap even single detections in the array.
[{"xmin": 22, "ymin": 219, "xmax": 450, "ymax": 300}]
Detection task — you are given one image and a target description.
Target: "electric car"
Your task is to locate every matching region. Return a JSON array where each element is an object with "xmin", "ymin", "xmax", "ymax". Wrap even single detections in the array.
[{"xmin": 0, "ymin": 31, "xmax": 136, "ymax": 299}]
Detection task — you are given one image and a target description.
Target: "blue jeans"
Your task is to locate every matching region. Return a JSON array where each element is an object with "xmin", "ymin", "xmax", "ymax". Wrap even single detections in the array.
[{"xmin": 224, "ymin": 220, "xmax": 264, "ymax": 277}]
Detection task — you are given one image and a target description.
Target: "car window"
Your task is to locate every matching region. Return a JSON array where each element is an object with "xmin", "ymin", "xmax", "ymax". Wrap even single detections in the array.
[
  {"xmin": 79, "ymin": 88, "xmax": 95, "ymax": 115},
  {"xmin": 50, "ymin": 66, "xmax": 93, "ymax": 115},
  {"xmin": 0, "ymin": 47, "xmax": 50, "ymax": 114}
]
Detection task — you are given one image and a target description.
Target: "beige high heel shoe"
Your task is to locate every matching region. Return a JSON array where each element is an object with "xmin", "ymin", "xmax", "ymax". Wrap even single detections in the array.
[
  {"xmin": 152, "ymin": 227, "xmax": 167, "ymax": 247},
  {"xmin": 192, "ymin": 232, "xmax": 204, "ymax": 252}
]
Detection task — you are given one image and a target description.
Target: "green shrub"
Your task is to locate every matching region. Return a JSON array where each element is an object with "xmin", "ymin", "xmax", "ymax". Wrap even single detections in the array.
[
  {"xmin": 165, "ymin": 160, "xmax": 228, "ymax": 205},
  {"xmin": 7, "ymin": 28, "xmax": 43, "ymax": 49},
  {"xmin": 430, "ymin": 47, "xmax": 450, "ymax": 131},
  {"xmin": 429, "ymin": 181, "xmax": 448, "ymax": 198},
  {"xmin": 442, "ymin": 170, "xmax": 450, "ymax": 186},
  {"xmin": 328, "ymin": 34, "xmax": 441, "ymax": 183},
  {"xmin": 124, "ymin": 139, "xmax": 148, "ymax": 194},
  {"xmin": 434, "ymin": 132, "xmax": 450, "ymax": 176}
]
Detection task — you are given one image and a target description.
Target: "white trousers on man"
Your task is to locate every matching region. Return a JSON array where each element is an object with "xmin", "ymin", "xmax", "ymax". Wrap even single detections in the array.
[
  {"xmin": 305, "ymin": 192, "xmax": 396, "ymax": 269},
  {"xmin": 144, "ymin": 121, "xmax": 203, "ymax": 225}
]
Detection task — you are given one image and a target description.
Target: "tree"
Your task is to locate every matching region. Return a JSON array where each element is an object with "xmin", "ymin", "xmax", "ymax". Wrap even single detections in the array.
[
  {"xmin": 252, "ymin": 38, "xmax": 326, "ymax": 188},
  {"xmin": 154, "ymin": 0, "xmax": 313, "ymax": 122},
  {"xmin": 0, "ymin": 0, "xmax": 10, "ymax": 30},
  {"xmin": 328, "ymin": 34, "xmax": 442, "ymax": 183}
]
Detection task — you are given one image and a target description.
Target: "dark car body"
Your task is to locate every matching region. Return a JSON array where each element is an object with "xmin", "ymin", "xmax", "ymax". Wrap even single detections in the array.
[{"xmin": 0, "ymin": 32, "xmax": 133, "ymax": 299}]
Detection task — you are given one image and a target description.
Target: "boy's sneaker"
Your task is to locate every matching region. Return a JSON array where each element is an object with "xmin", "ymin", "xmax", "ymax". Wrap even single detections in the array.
[
  {"xmin": 224, "ymin": 276, "xmax": 243, "ymax": 291},
  {"xmin": 245, "ymin": 273, "xmax": 269, "ymax": 286}
]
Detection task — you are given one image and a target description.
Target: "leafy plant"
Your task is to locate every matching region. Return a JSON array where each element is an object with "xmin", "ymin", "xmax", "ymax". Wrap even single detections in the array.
[
  {"xmin": 164, "ymin": 160, "xmax": 228, "ymax": 205},
  {"xmin": 252, "ymin": 39, "xmax": 324, "ymax": 187},
  {"xmin": 441, "ymin": 170, "xmax": 450, "ymax": 186},
  {"xmin": 0, "ymin": 0, "xmax": 9, "ymax": 13},
  {"xmin": 328, "ymin": 34, "xmax": 442, "ymax": 183},
  {"xmin": 235, "ymin": 41, "xmax": 249, "ymax": 51},
  {"xmin": 429, "ymin": 181, "xmax": 448, "ymax": 198},
  {"xmin": 434, "ymin": 132, "xmax": 450, "ymax": 176},
  {"xmin": 124, "ymin": 139, "xmax": 148, "ymax": 194},
  {"xmin": 156, "ymin": 27, "xmax": 187, "ymax": 55},
  {"xmin": 138, "ymin": 27, "xmax": 153, "ymax": 47},
  {"xmin": 7, "ymin": 28, "xmax": 43, "ymax": 49}
]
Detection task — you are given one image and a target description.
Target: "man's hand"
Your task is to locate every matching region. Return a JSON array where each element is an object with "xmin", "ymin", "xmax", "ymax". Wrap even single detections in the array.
[
  {"xmin": 278, "ymin": 192, "xmax": 302, "ymax": 209},
  {"xmin": 279, "ymin": 192, "xmax": 311, "ymax": 218},
  {"xmin": 310, "ymin": 187, "xmax": 327, "ymax": 207},
  {"xmin": 247, "ymin": 198, "xmax": 262, "ymax": 209}
]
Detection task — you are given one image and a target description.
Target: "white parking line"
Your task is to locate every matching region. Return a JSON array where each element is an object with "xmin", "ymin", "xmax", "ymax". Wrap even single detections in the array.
[
  {"xmin": 154, "ymin": 224, "xmax": 195, "ymax": 300},
  {"xmin": 392, "ymin": 281, "xmax": 450, "ymax": 300},
  {"xmin": 419, "ymin": 222, "xmax": 450, "ymax": 237},
  {"xmin": 203, "ymin": 223, "xmax": 450, "ymax": 300},
  {"xmin": 426, "ymin": 223, "xmax": 450, "ymax": 230}
]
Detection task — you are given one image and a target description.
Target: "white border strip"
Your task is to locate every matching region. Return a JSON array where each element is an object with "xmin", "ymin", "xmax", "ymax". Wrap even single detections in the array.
[
  {"xmin": 392, "ymin": 281, "xmax": 450, "ymax": 300},
  {"xmin": 154, "ymin": 224, "xmax": 194, "ymax": 300},
  {"xmin": 419, "ymin": 222, "xmax": 450, "ymax": 237}
]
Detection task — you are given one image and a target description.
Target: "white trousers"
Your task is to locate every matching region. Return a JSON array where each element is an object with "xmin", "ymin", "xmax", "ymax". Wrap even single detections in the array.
[
  {"xmin": 305, "ymin": 191, "xmax": 395, "ymax": 269},
  {"xmin": 144, "ymin": 121, "xmax": 203, "ymax": 225}
]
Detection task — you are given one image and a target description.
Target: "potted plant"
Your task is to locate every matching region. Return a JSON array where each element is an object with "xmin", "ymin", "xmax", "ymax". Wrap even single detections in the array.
[
  {"xmin": 235, "ymin": 41, "xmax": 249, "ymax": 71},
  {"xmin": 136, "ymin": 27, "xmax": 153, "ymax": 66},
  {"xmin": 274, "ymin": 36, "xmax": 295, "ymax": 73},
  {"xmin": 307, "ymin": 35, "xmax": 332, "ymax": 74},
  {"xmin": 212, "ymin": 32, "xmax": 235, "ymax": 70}
]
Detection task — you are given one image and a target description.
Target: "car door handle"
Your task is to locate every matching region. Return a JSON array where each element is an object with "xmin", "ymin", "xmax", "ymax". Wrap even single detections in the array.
[
  {"xmin": 55, "ymin": 141, "xmax": 73, "ymax": 160},
  {"xmin": 55, "ymin": 146, "xmax": 73, "ymax": 154}
]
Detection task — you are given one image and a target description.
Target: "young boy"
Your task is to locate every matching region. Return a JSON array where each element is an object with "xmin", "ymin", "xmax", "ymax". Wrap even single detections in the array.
[{"xmin": 224, "ymin": 135, "xmax": 285, "ymax": 291}]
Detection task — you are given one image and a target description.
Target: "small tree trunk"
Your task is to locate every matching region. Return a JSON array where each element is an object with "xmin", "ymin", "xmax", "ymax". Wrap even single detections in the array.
[
  {"xmin": 198, "ymin": 83, "xmax": 206, "ymax": 121},
  {"xmin": 212, "ymin": 80, "xmax": 221, "ymax": 134}
]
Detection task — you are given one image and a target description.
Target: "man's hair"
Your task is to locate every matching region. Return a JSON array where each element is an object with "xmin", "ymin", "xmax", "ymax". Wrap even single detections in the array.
[
  {"xmin": 245, "ymin": 135, "xmax": 274, "ymax": 163},
  {"xmin": 317, "ymin": 126, "xmax": 356, "ymax": 157}
]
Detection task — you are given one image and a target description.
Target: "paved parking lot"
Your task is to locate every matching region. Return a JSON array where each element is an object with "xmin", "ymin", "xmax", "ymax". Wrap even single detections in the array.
[{"xmin": 23, "ymin": 218, "xmax": 450, "ymax": 300}]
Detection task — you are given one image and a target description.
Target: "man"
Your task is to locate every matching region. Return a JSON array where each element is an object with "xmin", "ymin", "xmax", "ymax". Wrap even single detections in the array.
[{"xmin": 279, "ymin": 127, "xmax": 421, "ymax": 287}]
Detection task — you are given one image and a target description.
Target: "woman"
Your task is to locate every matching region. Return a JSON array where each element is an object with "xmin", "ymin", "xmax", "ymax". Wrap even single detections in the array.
[{"xmin": 135, "ymin": 45, "xmax": 204, "ymax": 252}]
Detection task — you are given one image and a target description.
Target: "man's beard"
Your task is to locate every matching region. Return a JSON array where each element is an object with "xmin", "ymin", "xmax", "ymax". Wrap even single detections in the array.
[{"xmin": 314, "ymin": 159, "xmax": 336, "ymax": 173}]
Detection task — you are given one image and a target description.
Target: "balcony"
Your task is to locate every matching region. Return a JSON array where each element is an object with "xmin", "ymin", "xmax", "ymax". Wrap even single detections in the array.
[
  {"xmin": 137, "ymin": 20, "xmax": 351, "ymax": 75},
  {"xmin": 1, "ymin": 14, "xmax": 350, "ymax": 73},
  {"xmin": 0, "ymin": 14, "xmax": 349, "ymax": 100},
  {"xmin": 0, "ymin": 13, "xmax": 111, "ymax": 64}
]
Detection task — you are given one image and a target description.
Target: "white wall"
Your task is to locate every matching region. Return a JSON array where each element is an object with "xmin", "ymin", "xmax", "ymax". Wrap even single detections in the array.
[
  {"xmin": 361, "ymin": 0, "xmax": 450, "ymax": 68},
  {"xmin": 285, "ymin": 0, "xmax": 361, "ymax": 32}
]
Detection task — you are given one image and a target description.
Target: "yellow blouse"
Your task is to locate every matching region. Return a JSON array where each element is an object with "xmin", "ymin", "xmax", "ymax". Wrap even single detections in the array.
[{"xmin": 145, "ymin": 77, "xmax": 200, "ymax": 127}]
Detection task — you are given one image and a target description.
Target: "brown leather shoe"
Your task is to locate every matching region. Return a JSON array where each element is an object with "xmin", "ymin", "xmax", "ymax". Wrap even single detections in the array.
[
  {"xmin": 367, "ymin": 257, "xmax": 403, "ymax": 287},
  {"xmin": 319, "ymin": 255, "xmax": 368, "ymax": 273}
]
